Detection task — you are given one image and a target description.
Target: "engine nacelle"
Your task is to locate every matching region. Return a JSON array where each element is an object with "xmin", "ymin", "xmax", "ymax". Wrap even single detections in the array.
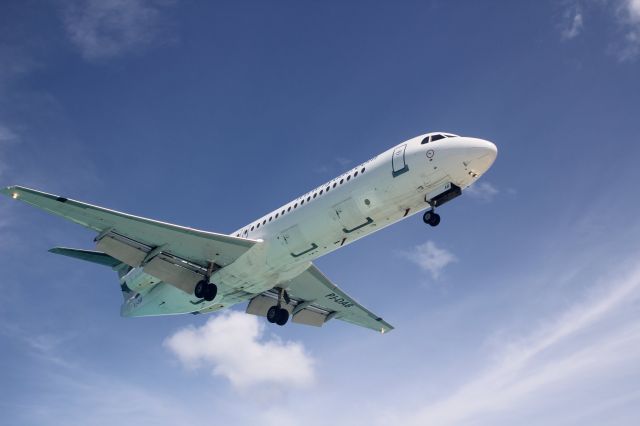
[{"xmin": 121, "ymin": 268, "xmax": 159, "ymax": 293}]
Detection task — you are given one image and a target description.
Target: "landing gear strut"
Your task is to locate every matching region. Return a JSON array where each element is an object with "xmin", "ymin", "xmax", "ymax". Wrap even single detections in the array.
[
  {"xmin": 194, "ymin": 262, "xmax": 218, "ymax": 301},
  {"xmin": 267, "ymin": 288, "xmax": 290, "ymax": 326},
  {"xmin": 423, "ymin": 200, "xmax": 441, "ymax": 227}
]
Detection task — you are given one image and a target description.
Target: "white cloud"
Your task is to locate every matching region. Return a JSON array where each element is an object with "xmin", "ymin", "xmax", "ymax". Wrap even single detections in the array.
[
  {"xmin": 164, "ymin": 311, "xmax": 315, "ymax": 391},
  {"xmin": 562, "ymin": 8, "xmax": 584, "ymax": 39},
  {"xmin": 465, "ymin": 181, "xmax": 499, "ymax": 202},
  {"xmin": 403, "ymin": 240, "xmax": 457, "ymax": 279},
  {"xmin": 560, "ymin": 0, "xmax": 640, "ymax": 60},
  {"xmin": 61, "ymin": 0, "xmax": 176, "ymax": 61},
  {"xmin": 627, "ymin": 0, "xmax": 640, "ymax": 21},
  {"xmin": 396, "ymin": 264, "xmax": 640, "ymax": 426},
  {"xmin": 617, "ymin": 0, "xmax": 640, "ymax": 60},
  {"xmin": 0, "ymin": 124, "xmax": 19, "ymax": 143}
]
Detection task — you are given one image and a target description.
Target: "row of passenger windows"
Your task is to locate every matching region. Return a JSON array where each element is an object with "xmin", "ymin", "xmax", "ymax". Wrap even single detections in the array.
[{"xmin": 236, "ymin": 166, "xmax": 367, "ymax": 237}]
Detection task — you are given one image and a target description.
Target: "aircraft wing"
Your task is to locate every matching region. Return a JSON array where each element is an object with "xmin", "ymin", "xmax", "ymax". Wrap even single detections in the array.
[
  {"xmin": 247, "ymin": 264, "xmax": 394, "ymax": 333},
  {"xmin": 1, "ymin": 186, "xmax": 257, "ymax": 293}
]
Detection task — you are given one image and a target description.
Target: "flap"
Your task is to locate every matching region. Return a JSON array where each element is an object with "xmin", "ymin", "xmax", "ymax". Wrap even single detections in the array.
[{"xmin": 248, "ymin": 265, "xmax": 394, "ymax": 333}]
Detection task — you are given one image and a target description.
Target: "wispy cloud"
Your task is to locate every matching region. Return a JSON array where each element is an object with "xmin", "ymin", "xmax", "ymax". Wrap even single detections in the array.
[
  {"xmin": 61, "ymin": 0, "xmax": 176, "ymax": 61},
  {"xmin": 562, "ymin": 4, "xmax": 584, "ymax": 39},
  {"xmin": 164, "ymin": 311, "xmax": 315, "ymax": 391},
  {"xmin": 465, "ymin": 181, "xmax": 499, "ymax": 202},
  {"xmin": 402, "ymin": 240, "xmax": 457, "ymax": 279},
  {"xmin": 314, "ymin": 157, "xmax": 353, "ymax": 174},
  {"xmin": 0, "ymin": 123, "xmax": 20, "ymax": 182},
  {"xmin": 23, "ymin": 368, "xmax": 199, "ymax": 426},
  {"xmin": 397, "ymin": 263, "xmax": 640, "ymax": 425},
  {"xmin": 560, "ymin": 0, "xmax": 640, "ymax": 60},
  {"xmin": 0, "ymin": 125, "xmax": 19, "ymax": 143},
  {"xmin": 616, "ymin": 0, "xmax": 640, "ymax": 60}
]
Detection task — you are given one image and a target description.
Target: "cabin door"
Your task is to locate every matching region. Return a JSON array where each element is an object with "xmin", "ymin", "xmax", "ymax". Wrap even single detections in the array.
[{"xmin": 392, "ymin": 144, "xmax": 409, "ymax": 177}]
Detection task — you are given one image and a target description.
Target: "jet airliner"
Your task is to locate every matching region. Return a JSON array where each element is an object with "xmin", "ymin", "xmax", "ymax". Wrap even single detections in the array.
[{"xmin": 1, "ymin": 132, "xmax": 497, "ymax": 333}]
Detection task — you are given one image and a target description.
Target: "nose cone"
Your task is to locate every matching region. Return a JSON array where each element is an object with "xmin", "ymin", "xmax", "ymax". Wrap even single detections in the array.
[{"xmin": 469, "ymin": 138, "xmax": 497, "ymax": 173}]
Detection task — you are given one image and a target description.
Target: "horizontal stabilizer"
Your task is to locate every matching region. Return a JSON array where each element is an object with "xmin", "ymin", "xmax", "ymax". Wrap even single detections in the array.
[{"xmin": 49, "ymin": 247, "xmax": 121, "ymax": 268}]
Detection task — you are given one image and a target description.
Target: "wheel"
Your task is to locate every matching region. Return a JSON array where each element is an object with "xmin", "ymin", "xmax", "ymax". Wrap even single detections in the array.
[
  {"xmin": 267, "ymin": 306, "xmax": 279, "ymax": 323},
  {"xmin": 423, "ymin": 211, "xmax": 441, "ymax": 227},
  {"xmin": 203, "ymin": 283, "xmax": 217, "ymax": 301},
  {"xmin": 194, "ymin": 280, "xmax": 207, "ymax": 298},
  {"xmin": 276, "ymin": 308, "xmax": 289, "ymax": 326}
]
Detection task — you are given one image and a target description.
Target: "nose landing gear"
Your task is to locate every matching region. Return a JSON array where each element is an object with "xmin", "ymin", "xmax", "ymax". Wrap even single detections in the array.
[
  {"xmin": 423, "ymin": 198, "xmax": 441, "ymax": 227},
  {"xmin": 423, "ymin": 210, "xmax": 441, "ymax": 227}
]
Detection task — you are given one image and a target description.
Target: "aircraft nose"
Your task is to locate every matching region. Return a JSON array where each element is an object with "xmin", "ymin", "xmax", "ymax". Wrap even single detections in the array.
[{"xmin": 466, "ymin": 138, "xmax": 497, "ymax": 173}]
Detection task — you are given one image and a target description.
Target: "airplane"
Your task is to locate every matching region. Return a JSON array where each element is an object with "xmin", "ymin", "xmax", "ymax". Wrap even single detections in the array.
[{"xmin": 1, "ymin": 132, "xmax": 497, "ymax": 333}]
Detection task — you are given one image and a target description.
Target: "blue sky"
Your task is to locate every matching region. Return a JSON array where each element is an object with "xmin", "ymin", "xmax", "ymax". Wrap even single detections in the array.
[{"xmin": 1, "ymin": 1, "xmax": 640, "ymax": 424}]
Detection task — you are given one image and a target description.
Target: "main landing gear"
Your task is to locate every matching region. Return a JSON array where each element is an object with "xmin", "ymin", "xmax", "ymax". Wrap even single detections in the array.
[
  {"xmin": 194, "ymin": 262, "xmax": 218, "ymax": 302},
  {"xmin": 194, "ymin": 279, "xmax": 217, "ymax": 301},
  {"xmin": 267, "ymin": 288, "xmax": 290, "ymax": 326},
  {"xmin": 423, "ymin": 200, "xmax": 441, "ymax": 227}
]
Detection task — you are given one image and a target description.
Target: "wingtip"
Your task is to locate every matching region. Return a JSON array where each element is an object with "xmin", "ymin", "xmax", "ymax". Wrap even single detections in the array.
[{"xmin": 1, "ymin": 185, "xmax": 21, "ymax": 199}]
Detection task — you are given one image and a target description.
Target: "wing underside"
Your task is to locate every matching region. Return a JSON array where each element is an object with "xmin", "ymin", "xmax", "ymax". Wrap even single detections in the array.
[
  {"xmin": 247, "ymin": 265, "xmax": 394, "ymax": 333},
  {"xmin": 2, "ymin": 186, "xmax": 257, "ymax": 294}
]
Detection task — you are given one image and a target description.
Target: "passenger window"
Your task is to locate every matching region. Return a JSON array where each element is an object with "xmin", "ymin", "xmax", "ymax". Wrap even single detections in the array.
[
  {"xmin": 275, "ymin": 213, "xmax": 279, "ymax": 218},
  {"xmin": 251, "ymin": 226, "xmax": 254, "ymax": 231},
  {"xmin": 294, "ymin": 203, "xmax": 298, "ymax": 208},
  {"xmin": 340, "ymin": 179, "xmax": 344, "ymax": 184},
  {"xmin": 362, "ymin": 167, "xmax": 365, "ymax": 173},
  {"xmin": 347, "ymin": 175, "xmax": 351, "ymax": 181},
  {"xmin": 319, "ymin": 189, "xmax": 323, "ymax": 195},
  {"xmin": 287, "ymin": 206, "xmax": 291, "ymax": 212},
  {"xmin": 262, "ymin": 220, "xmax": 266, "ymax": 225},
  {"xmin": 354, "ymin": 171, "xmax": 358, "ymax": 177}
]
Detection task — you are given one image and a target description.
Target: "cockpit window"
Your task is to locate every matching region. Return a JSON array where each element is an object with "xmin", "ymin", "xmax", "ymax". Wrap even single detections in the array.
[{"xmin": 422, "ymin": 133, "xmax": 459, "ymax": 144}]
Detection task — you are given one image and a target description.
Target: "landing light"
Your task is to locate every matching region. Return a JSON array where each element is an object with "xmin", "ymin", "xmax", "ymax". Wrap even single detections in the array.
[{"xmin": 11, "ymin": 192, "xmax": 18, "ymax": 199}]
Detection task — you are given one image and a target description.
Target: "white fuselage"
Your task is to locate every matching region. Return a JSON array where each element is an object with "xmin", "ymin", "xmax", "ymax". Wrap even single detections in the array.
[{"xmin": 122, "ymin": 132, "xmax": 497, "ymax": 316}]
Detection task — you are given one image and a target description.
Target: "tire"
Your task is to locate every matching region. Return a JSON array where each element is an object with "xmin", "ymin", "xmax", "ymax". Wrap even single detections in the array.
[
  {"xmin": 276, "ymin": 308, "xmax": 289, "ymax": 326},
  {"xmin": 267, "ymin": 306, "xmax": 279, "ymax": 323},
  {"xmin": 194, "ymin": 280, "xmax": 207, "ymax": 298},
  {"xmin": 423, "ymin": 211, "xmax": 434, "ymax": 225},
  {"xmin": 203, "ymin": 284, "xmax": 217, "ymax": 301},
  {"xmin": 431, "ymin": 213, "xmax": 441, "ymax": 226}
]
